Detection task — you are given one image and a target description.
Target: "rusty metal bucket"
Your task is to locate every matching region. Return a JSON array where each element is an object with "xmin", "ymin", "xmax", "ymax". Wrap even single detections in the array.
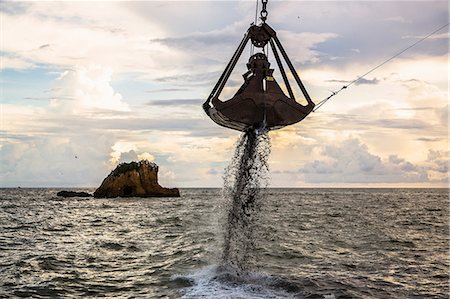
[{"xmin": 203, "ymin": 23, "xmax": 315, "ymax": 132}]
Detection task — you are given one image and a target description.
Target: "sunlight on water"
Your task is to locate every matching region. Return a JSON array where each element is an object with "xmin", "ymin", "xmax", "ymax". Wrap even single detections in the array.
[{"xmin": 0, "ymin": 188, "xmax": 448, "ymax": 298}]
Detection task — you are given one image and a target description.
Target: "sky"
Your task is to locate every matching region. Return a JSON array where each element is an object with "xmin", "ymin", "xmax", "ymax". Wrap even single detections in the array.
[{"xmin": 0, "ymin": 0, "xmax": 448, "ymax": 188}]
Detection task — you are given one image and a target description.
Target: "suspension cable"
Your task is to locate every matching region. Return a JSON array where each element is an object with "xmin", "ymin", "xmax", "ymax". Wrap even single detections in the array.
[
  {"xmin": 313, "ymin": 22, "xmax": 449, "ymax": 112},
  {"xmin": 254, "ymin": 0, "xmax": 259, "ymax": 25},
  {"xmin": 250, "ymin": 0, "xmax": 259, "ymax": 56}
]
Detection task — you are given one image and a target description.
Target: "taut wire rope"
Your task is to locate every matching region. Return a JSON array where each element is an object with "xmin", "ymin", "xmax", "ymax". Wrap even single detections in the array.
[{"xmin": 313, "ymin": 22, "xmax": 449, "ymax": 112}]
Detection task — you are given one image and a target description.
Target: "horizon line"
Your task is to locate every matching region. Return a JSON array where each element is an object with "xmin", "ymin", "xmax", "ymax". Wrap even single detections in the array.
[{"xmin": 1, "ymin": 186, "xmax": 448, "ymax": 190}]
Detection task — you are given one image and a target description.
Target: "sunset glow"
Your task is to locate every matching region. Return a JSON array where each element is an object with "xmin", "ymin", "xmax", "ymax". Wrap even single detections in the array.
[{"xmin": 1, "ymin": 1, "xmax": 448, "ymax": 187}]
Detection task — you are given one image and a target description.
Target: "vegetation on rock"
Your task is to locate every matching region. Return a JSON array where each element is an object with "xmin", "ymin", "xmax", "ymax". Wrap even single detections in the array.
[{"xmin": 111, "ymin": 160, "xmax": 158, "ymax": 178}]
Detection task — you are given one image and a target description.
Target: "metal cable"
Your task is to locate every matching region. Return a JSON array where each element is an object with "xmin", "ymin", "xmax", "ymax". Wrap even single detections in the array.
[{"xmin": 313, "ymin": 22, "xmax": 449, "ymax": 112}]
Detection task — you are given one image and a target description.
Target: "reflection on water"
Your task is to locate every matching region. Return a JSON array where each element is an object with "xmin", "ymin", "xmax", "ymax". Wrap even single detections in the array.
[{"xmin": 0, "ymin": 188, "xmax": 448, "ymax": 298}]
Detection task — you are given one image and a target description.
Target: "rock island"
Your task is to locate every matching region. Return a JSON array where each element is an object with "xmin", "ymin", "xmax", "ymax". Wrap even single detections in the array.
[{"xmin": 94, "ymin": 160, "xmax": 180, "ymax": 198}]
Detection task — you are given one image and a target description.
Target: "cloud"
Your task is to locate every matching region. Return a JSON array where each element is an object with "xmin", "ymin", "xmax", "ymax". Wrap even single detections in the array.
[
  {"xmin": 276, "ymin": 31, "xmax": 339, "ymax": 64},
  {"xmin": 301, "ymin": 138, "xmax": 430, "ymax": 184},
  {"xmin": 1, "ymin": 1, "xmax": 448, "ymax": 188},
  {"xmin": 402, "ymin": 32, "xmax": 449, "ymax": 40},
  {"xmin": 0, "ymin": 134, "xmax": 115, "ymax": 187},
  {"xmin": 115, "ymin": 150, "xmax": 139, "ymax": 164},
  {"xmin": 39, "ymin": 44, "xmax": 51, "ymax": 49},
  {"xmin": 110, "ymin": 147, "xmax": 155, "ymax": 165},
  {"xmin": 383, "ymin": 16, "xmax": 410, "ymax": 23},
  {"xmin": 138, "ymin": 152, "xmax": 155, "ymax": 162},
  {"xmin": 426, "ymin": 150, "xmax": 449, "ymax": 174},
  {"xmin": 0, "ymin": 2, "xmax": 29, "ymax": 15},
  {"xmin": 145, "ymin": 88, "xmax": 189, "ymax": 93},
  {"xmin": 153, "ymin": 71, "xmax": 222, "ymax": 85},
  {"xmin": 1, "ymin": 85, "xmax": 236, "ymax": 188},
  {"xmin": 147, "ymin": 99, "xmax": 203, "ymax": 106},
  {"xmin": 0, "ymin": 56, "xmax": 35, "ymax": 70},
  {"xmin": 0, "ymin": 65, "xmax": 149, "ymax": 187},
  {"xmin": 151, "ymin": 28, "xmax": 239, "ymax": 49},
  {"xmin": 435, "ymin": 104, "xmax": 448, "ymax": 126},
  {"xmin": 416, "ymin": 137, "xmax": 442, "ymax": 142},
  {"xmin": 292, "ymin": 2, "xmax": 448, "ymax": 68},
  {"xmin": 1, "ymin": 1, "xmax": 178, "ymax": 75},
  {"xmin": 326, "ymin": 77, "xmax": 379, "ymax": 86},
  {"xmin": 207, "ymin": 168, "xmax": 221, "ymax": 176},
  {"xmin": 354, "ymin": 78, "xmax": 380, "ymax": 85},
  {"xmin": 371, "ymin": 119, "xmax": 429, "ymax": 130},
  {"xmin": 51, "ymin": 65, "xmax": 130, "ymax": 113}
]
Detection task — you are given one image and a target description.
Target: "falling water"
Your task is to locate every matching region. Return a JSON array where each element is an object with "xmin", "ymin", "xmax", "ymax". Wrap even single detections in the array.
[{"xmin": 220, "ymin": 130, "xmax": 271, "ymax": 272}]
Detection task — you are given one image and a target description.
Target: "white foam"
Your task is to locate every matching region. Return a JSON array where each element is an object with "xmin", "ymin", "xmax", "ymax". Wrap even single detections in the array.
[{"xmin": 175, "ymin": 265, "xmax": 296, "ymax": 299}]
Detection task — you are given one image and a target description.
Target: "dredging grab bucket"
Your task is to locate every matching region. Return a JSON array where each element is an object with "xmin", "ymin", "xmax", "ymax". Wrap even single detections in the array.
[{"xmin": 203, "ymin": 23, "xmax": 315, "ymax": 132}]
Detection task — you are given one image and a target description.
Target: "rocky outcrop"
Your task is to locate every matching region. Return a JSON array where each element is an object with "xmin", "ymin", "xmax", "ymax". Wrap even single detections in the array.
[
  {"xmin": 93, "ymin": 160, "xmax": 180, "ymax": 198},
  {"xmin": 57, "ymin": 191, "xmax": 92, "ymax": 197}
]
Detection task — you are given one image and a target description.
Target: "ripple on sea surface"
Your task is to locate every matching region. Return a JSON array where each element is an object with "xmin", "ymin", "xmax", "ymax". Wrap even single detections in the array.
[{"xmin": 0, "ymin": 188, "xmax": 448, "ymax": 298}]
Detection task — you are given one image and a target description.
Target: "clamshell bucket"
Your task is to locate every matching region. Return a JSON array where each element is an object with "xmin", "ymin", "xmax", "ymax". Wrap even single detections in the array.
[{"xmin": 203, "ymin": 23, "xmax": 315, "ymax": 132}]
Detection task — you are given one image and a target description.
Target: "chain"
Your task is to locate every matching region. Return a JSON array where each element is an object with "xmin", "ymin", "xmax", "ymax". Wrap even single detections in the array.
[{"xmin": 260, "ymin": 0, "xmax": 268, "ymax": 23}]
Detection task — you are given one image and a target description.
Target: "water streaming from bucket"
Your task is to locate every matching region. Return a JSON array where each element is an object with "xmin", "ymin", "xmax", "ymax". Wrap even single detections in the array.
[{"xmin": 221, "ymin": 130, "xmax": 271, "ymax": 272}]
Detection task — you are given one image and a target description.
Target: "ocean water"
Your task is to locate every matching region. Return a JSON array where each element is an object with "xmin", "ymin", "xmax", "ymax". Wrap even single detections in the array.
[{"xmin": 0, "ymin": 188, "xmax": 448, "ymax": 298}]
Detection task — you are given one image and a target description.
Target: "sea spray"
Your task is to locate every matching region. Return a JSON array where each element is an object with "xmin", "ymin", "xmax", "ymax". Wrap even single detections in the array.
[{"xmin": 221, "ymin": 130, "xmax": 271, "ymax": 272}]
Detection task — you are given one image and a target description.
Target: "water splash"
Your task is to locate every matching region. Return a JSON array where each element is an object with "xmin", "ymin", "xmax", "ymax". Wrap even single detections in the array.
[{"xmin": 221, "ymin": 130, "xmax": 271, "ymax": 272}]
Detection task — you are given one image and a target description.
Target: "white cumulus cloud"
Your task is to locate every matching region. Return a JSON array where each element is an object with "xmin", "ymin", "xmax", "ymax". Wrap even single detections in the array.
[
  {"xmin": 51, "ymin": 65, "xmax": 130, "ymax": 113},
  {"xmin": 301, "ymin": 138, "xmax": 432, "ymax": 184}
]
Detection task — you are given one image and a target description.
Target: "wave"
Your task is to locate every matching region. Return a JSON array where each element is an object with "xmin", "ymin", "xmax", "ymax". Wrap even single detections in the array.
[{"xmin": 175, "ymin": 265, "xmax": 339, "ymax": 299}]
